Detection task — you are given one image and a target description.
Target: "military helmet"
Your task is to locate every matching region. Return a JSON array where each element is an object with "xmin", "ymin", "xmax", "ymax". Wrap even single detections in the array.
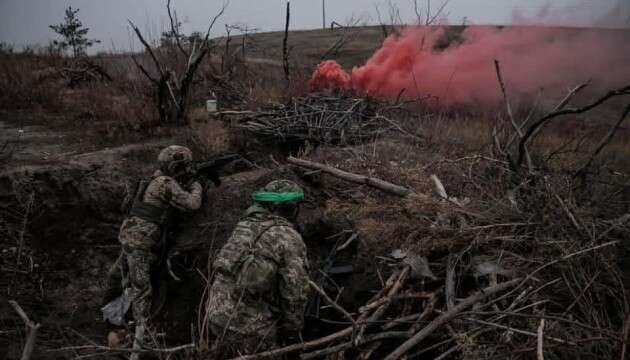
[
  {"xmin": 261, "ymin": 180, "xmax": 303, "ymax": 194},
  {"xmin": 252, "ymin": 179, "xmax": 304, "ymax": 205},
  {"xmin": 158, "ymin": 145, "xmax": 193, "ymax": 174}
]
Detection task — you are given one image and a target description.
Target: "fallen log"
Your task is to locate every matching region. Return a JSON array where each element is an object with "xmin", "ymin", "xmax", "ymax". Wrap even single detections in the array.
[
  {"xmin": 287, "ymin": 157, "xmax": 413, "ymax": 197},
  {"xmin": 383, "ymin": 278, "xmax": 522, "ymax": 360}
]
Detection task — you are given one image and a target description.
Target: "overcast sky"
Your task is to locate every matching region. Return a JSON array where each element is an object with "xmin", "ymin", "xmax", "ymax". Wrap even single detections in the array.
[{"xmin": 0, "ymin": 0, "xmax": 628, "ymax": 52}]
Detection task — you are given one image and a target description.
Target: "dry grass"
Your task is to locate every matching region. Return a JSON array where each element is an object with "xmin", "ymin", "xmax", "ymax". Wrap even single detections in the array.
[
  {"xmin": 1, "ymin": 25, "xmax": 629, "ymax": 360},
  {"xmin": 188, "ymin": 107, "xmax": 231, "ymax": 153}
]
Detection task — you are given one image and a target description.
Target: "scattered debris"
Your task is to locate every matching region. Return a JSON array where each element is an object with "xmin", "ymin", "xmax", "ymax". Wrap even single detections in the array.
[{"xmin": 226, "ymin": 93, "xmax": 400, "ymax": 145}]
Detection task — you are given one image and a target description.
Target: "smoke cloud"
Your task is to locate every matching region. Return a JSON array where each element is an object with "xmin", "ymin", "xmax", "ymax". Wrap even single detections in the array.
[{"xmin": 310, "ymin": 25, "xmax": 630, "ymax": 103}]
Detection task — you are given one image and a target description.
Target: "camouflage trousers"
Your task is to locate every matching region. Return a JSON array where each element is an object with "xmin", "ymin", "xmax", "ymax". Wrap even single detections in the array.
[
  {"xmin": 209, "ymin": 322, "xmax": 276, "ymax": 356},
  {"xmin": 106, "ymin": 248, "xmax": 156, "ymax": 325}
]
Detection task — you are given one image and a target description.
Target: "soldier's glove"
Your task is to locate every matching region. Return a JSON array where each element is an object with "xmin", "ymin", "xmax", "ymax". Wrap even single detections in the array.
[
  {"xmin": 207, "ymin": 170, "xmax": 221, "ymax": 187},
  {"xmin": 187, "ymin": 180, "xmax": 202, "ymax": 191}
]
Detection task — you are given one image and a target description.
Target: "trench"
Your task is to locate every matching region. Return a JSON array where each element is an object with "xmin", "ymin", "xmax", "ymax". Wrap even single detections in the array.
[{"xmin": 0, "ymin": 149, "xmax": 381, "ymax": 359}]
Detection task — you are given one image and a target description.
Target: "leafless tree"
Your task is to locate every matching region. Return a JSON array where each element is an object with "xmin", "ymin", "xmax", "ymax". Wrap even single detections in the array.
[
  {"xmin": 375, "ymin": 1, "xmax": 403, "ymax": 38},
  {"xmin": 321, "ymin": 15, "xmax": 365, "ymax": 60},
  {"xmin": 412, "ymin": 0, "xmax": 451, "ymax": 26},
  {"xmin": 376, "ymin": 0, "xmax": 450, "ymax": 39},
  {"xmin": 129, "ymin": 0, "xmax": 227, "ymax": 123}
]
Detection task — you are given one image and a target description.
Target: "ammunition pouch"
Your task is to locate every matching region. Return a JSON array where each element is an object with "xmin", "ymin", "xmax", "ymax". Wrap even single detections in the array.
[
  {"xmin": 129, "ymin": 201, "xmax": 169, "ymax": 226},
  {"xmin": 238, "ymin": 253, "xmax": 277, "ymax": 295}
]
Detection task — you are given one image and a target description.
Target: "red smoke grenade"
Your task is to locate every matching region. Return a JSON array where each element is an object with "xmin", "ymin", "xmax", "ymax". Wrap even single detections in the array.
[{"xmin": 310, "ymin": 26, "xmax": 630, "ymax": 103}]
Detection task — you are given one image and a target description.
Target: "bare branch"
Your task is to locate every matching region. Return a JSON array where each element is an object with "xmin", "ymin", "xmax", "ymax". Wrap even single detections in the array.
[
  {"xmin": 51, "ymin": 343, "xmax": 195, "ymax": 354},
  {"xmin": 128, "ymin": 20, "xmax": 164, "ymax": 78},
  {"xmin": 203, "ymin": 1, "xmax": 229, "ymax": 46},
  {"xmin": 553, "ymin": 81, "xmax": 591, "ymax": 112},
  {"xmin": 426, "ymin": 0, "xmax": 450, "ymax": 25},
  {"xmin": 130, "ymin": 54, "xmax": 157, "ymax": 83},
  {"xmin": 536, "ymin": 319, "xmax": 545, "ymax": 360},
  {"xmin": 384, "ymin": 278, "xmax": 522, "ymax": 360},
  {"xmin": 308, "ymin": 280, "xmax": 356, "ymax": 330},
  {"xmin": 412, "ymin": 0, "xmax": 423, "ymax": 25},
  {"xmin": 517, "ymin": 84, "xmax": 630, "ymax": 168},
  {"xmin": 526, "ymin": 81, "xmax": 591, "ymax": 146},
  {"xmin": 576, "ymin": 104, "xmax": 630, "ymax": 177},
  {"xmin": 494, "ymin": 59, "xmax": 533, "ymax": 172},
  {"xmin": 300, "ymin": 332, "xmax": 409, "ymax": 360},
  {"xmin": 167, "ymin": 0, "xmax": 189, "ymax": 58},
  {"xmin": 9, "ymin": 300, "xmax": 41, "ymax": 360}
]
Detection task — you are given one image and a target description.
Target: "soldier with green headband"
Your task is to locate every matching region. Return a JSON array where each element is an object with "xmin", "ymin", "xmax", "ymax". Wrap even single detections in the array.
[{"xmin": 206, "ymin": 179, "xmax": 310, "ymax": 353}]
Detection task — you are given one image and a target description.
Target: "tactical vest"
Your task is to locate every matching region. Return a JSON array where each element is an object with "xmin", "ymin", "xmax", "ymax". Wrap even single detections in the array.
[
  {"xmin": 235, "ymin": 215, "xmax": 292, "ymax": 296},
  {"xmin": 128, "ymin": 179, "xmax": 172, "ymax": 226}
]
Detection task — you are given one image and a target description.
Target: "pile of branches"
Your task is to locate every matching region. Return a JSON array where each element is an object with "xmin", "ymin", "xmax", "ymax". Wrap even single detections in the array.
[
  {"xmin": 226, "ymin": 93, "xmax": 399, "ymax": 145},
  {"xmin": 232, "ymin": 156, "xmax": 629, "ymax": 360}
]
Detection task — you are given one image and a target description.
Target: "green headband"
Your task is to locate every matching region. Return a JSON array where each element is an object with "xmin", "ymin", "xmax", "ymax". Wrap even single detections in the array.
[{"xmin": 252, "ymin": 191, "xmax": 304, "ymax": 205}]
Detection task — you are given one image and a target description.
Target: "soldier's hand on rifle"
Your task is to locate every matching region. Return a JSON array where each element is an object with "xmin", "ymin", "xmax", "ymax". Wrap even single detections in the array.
[{"xmin": 186, "ymin": 179, "xmax": 202, "ymax": 192}]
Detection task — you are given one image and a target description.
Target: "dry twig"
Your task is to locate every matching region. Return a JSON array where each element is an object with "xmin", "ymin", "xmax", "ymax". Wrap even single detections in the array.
[
  {"xmin": 384, "ymin": 278, "xmax": 522, "ymax": 360},
  {"xmin": 9, "ymin": 300, "xmax": 41, "ymax": 360}
]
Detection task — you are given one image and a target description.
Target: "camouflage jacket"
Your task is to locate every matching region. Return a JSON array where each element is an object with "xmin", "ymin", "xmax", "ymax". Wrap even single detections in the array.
[
  {"xmin": 119, "ymin": 171, "xmax": 202, "ymax": 251},
  {"xmin": 207, "ymin": 205, "xmax": 310, "ymax": 335}
]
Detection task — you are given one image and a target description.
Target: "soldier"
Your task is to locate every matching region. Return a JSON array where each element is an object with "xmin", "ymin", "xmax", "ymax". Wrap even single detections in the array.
[
  {"xmin": 106, "ymin": 145, "xmax": 203, "ymax": 357},
  {"xmin": 206, "ymin": 179, "xmax": 310, "ymax": 354}
]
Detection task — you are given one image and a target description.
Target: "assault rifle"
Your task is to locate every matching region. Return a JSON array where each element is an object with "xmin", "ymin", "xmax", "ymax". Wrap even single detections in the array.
[
  {"xmin": 192, "ymin": 152, "xmax": 241, "ymax": 187},
  {"xmin": 160, "ymin": 152, "xmax": 241, "ymax": 275}
]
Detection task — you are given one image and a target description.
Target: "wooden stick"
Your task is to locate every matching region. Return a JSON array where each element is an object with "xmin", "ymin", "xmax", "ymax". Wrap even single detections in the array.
[
  {"xmin": 445, "ymin": 254, "xmax": 456, "ymax": 311},
  {"xmin": 407, "ymin": 291, "xmax": 439, "ymax": 335},
  {"xmin": 232, "ymin": 272, "xmax": 397, "ymax": 360},
  {"xmin": 309, "ymin": 280, "xmax": 356, "ymax": 329},
  {"xmin": 494, "ymin": 59, "xmax": 533, "ymax": 172},
  {"xmin": 383, "ymin": 278, "xmax": 522, "ymax": 360},
  {"xmin": 282, "ymin": 0, "xmax": 291, "ymax": 81},
  {"xmin": 577, "ymin": 104, "xmax": 630, "ymax": 177},
  {"xmin": 51, "ymin": 343, "xmax": 194, "ymax": 354},
  {"xmin": 300, "ymin": 331, "xmax": 409, "ymax": 360},
  {"xmin": 355, "ymin": 266, "xmax": 410, "ymax": 345},
  {"xmin": 230, "ymin": 327, "xmax": 354, "ymax": 360},
  {"xmin": 465, "ymin": 317, "xmax": 572, "ymax": 345},
  {"xmin": 287, "ymin": 157, "xmax": 413, "ymax": 197},
  {"xmin": 9, "ymin": 300, "xmax": 41, "ymax": 360},
  {"xmin": 429, "ymin": 174, "xmax": 448, "ymax": 199},
  {"xmin": 537, "ymin": 319, "xmax": 545, "ymax": 360},
  {"xmin": 517, "ymin": 84, "xmax": 630, "ymax": 169}
]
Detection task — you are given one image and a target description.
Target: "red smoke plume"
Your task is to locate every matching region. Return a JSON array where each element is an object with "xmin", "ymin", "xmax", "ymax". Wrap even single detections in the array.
[
  {"xmin": 309, "ymin": 60, "xmax": 351, "ymax": 91},
  {"xmin": 310, "ymin": 26, "xmax": 630, "ymax": 103}
]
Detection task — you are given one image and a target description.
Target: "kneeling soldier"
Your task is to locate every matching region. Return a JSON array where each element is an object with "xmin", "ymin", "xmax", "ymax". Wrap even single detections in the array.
[{"xmin": 207, "ymin": 180, "xmax": 310, "ymax": 354}]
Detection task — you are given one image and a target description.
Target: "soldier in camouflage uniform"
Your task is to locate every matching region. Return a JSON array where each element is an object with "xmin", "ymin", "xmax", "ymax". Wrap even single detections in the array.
[
  {"xmin": 108, "ymin": 145, "xmax": 203, "ymax": 356},
  {"xmin": 206, "ymin": 180, "xmax": 310, "ymax": 354}
]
